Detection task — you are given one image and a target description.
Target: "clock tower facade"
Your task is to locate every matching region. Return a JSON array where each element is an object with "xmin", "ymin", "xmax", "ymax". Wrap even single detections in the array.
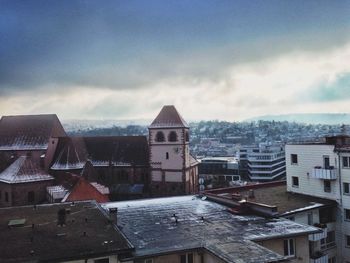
[{"xmin": 148, "ymin": 105, "xmax": 198, "ymax": 196}]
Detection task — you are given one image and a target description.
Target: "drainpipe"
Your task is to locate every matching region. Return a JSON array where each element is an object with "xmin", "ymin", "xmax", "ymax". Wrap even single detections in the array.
[{"xmin": 337, "ymin": 151, "xmax": 344, "ymax": 261}]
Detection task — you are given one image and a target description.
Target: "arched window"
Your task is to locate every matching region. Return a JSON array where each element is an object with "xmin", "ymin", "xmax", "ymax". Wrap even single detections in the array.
[
  {"xmin": 155, "ymin": 131, "xmax": 165, "ymax": 142},
  {"xmin": 168, "ymin": 131, "xmax": 178, "ymax": 142},
  {"xmin": 185, "ymin": 131, "xmax": 190, "ymax": 142}
]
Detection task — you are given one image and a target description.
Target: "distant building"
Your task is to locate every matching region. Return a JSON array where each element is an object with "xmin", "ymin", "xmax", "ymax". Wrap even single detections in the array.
[
  {"xmin": 148, "ymin": 105, "xmax": 199, "ymax": 196},
  {"xmin": 238, "ymin": 143, "xmax": 285, "ymax": 181},
  {"xmin": 198, "ymin": 156, "xmax": 240, "ymax": 185},
  {"xmin": 286, "ymin": 135, "xmax": 350, "ymax": 262}
]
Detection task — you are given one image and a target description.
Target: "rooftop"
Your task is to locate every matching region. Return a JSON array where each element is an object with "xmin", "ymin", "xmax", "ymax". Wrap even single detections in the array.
[
  {"xmin": 205, "ymin": 181, "xmax": 336, "ymax": 216},
  {"xmin": 51, "ymin": 136, "xmax": 149, "ymax": 170},
  {"xmin": 0, "ymin": 201, "xmax": 133, "ymax": 262},
  {"xmin": 0, "ymin": 114, "xmax": 66, "ymax": 150},
  {"xmin": 0, "ymin": 156, "xmax": 54, "ymax": 184},
  {"xmin": 103, "ymin": 195, "xmax": 318, "ymax": 262},
  {"xmin": 149, "ymin": 105, "xmax": 189, "ymax": 128}
]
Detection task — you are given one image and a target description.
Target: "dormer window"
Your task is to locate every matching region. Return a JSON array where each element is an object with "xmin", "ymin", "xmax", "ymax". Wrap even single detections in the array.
[
  {"xmin": 168, "ymin": 131, "xmax": 178, "ymax": 142},
  {"xmin": 155, "ymin": 131, "xmax": 165, "ymax": 142}
]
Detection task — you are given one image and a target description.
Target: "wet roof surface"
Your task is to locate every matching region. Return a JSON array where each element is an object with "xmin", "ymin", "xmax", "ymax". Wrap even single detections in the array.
[
  {"xmin": 0, "ymin": 201, "xmax": 132, "ymax": 262},
  {"xmin": 103, "ymin": 196, "xmax": 318, "ymax": 263}
]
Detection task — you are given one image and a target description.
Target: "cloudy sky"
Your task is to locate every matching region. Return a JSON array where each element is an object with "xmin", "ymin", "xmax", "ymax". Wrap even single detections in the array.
[{"xmin": 1, "ymin": 0, "xmax": 350, "ymax": 121}]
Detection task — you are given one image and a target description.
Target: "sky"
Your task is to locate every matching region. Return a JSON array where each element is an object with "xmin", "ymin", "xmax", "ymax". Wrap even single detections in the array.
[{"xmin": 1, "ymin": 0, "xmax": 350, "ymax": 121}]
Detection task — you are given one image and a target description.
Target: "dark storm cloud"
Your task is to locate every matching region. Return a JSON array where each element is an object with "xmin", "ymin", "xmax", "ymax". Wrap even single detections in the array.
[{"xmin": 1, "ymin": 0, "xmax": 350, "ymax": 95}]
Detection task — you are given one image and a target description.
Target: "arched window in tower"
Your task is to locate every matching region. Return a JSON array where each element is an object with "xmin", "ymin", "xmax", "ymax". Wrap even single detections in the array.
[
  {"xmin": 168, "ymin": 131, "xmax": 178, "ymax": 142},
  {"xmin": 185, "ymin": 131, "xmax": 190, "ymax": 142},
  {"xmin": 155, "ymin": 131, "xmax": 165, "ymax": 142}
]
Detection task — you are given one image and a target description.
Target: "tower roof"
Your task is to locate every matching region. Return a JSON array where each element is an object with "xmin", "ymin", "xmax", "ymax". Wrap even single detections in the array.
[{"xmin": 149, "ymin": 105, "xmax": 189, "ymax": 128}]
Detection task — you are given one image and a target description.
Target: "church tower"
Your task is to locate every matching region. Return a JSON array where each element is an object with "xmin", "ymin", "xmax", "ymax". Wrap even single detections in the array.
[{"xmin": 148, "ymin": 105, "xmax": 198, "ymax": 196}]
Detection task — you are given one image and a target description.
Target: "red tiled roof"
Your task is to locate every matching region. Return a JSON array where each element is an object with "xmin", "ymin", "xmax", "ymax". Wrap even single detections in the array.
[
  {"xmin": 65, "ymin": 177, "xmax": 109, "ymax": 203},
  {"xmin": 149, "ymin": 105, "xmax": 189, "ymax": 128},
  {"xmin": 0, "ymin": 114, "xmax": 66, "ymax": 150}
]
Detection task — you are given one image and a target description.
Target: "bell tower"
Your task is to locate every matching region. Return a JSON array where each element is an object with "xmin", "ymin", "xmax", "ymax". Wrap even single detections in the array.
[{"xmin": 148, "ymin": 105, "xmax": 197, "ymax": 196}]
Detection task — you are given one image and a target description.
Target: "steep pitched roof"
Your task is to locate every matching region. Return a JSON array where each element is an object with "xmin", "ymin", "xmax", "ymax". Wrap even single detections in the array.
[
  {"xmin": 149, "ymin": 105, "xmax": 189, "ymax": 128},
  {"xmin": 0, "ymin": 114, "xmax": 66, "ymax": 150},
  {"xmin": 63, "ymin": 177, "xmax": 109, "ymax": 203},
  {"xmin": 51, "ymin": 136, "xmax": 149, "ymax": 170},
  {"xmin": 0, "ymin": 156, "xmax": 54, "ymax": 184}
]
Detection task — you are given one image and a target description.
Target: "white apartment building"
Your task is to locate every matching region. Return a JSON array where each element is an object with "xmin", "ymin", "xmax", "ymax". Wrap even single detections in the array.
[
  {"xmin": 239, "ymin": 143, "xmax": 286, "ymax": 181},
  {"xmin": 286, "ymin": 135, "xmax": 350, "ymax": 263}
]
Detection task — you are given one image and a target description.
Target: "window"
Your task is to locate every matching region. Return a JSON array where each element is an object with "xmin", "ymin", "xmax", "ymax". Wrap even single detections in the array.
[
  {"xmin": 144, "ymin": 259, "xmax": 153, "ymax": 263},
  {"xmin": 5, "ymin": 192, "xmax": 8, "ymax": 202},
  {"xmin": 283, "ymin": 238, "xmax": 295, "ymax": 257},
  {"xmin": 345, "ymin": 209, "xmax": 350, "ymax": 221},
  {"xmin": 155, "ymin": 131, "xmax": 165, "ymax": 142},
  {"xmin": 328, "ymin": 256, "xmax": 336, "ymax": 263},
  {"xmin": 166, "ymin": 152, "xmax": 169, "ymax": 159},
  {"xmin": 324, "ymin": 180, "xmax": 331, "ymax": 193},
  {"xmin": 343, "ymin": 157, "xmax": 350, "ymax": 168},
  {"xmin": 346, "ymin": 235, "xmax": 350, "ymax": 247},
  {"xmin": 94, "ymin": 258, "xmax": 109, "ymax": 263},
  {"xmin": 180, "ymin": 253, "xmax": 193, "ymax": 263},
  {"xmin": 344, "ymin": 183, "xmax": 350, "ymax": 195},
  {"xmin": 291, "ymin": 154, "xmax": 298, "ymax": 165},
  {"xmin": 185, "ymin": 131, "xmax": 189, "ymax": 142},
  {"xmin": 28, "ymin": 191, "xmax": 35, "ymax": 203},
  {"xmin": 307, "ymin": 212, "xmax": 313, "ymax": 225},
  {"xmin": 168, "ymin": 131, "xmax": 178, "ymax": 142},
  {"xmin": 292, "ymin": 176, "xmax": 299, "ymax": 187},
  {"xmin": 321, "ymin": 231, "xmax": 336, "ymax": 249}
]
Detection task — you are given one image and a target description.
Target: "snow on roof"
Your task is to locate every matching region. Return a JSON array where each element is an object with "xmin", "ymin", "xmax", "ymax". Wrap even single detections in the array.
[
  {"xmin": 46, "ymin": 185, "xmax": 69, "ymax": 200},
  {"xmin": 0, "ymin": 156, "xmax": 54, "ymax": 184},
  {"xmin": 91, "ymin": 182, "xmax": 110, "ymax": 195}
]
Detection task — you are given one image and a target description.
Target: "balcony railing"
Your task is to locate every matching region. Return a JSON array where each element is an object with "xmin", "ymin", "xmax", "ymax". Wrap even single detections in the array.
[
  {"xmin": 309, "ymin": 225, "xmax": 327, "ymax": 241},
  {"xmin": 310, "ymin": 252, "xmax": 328, "ymax": 263},
  {"xmin": 311, "ymin": 167, "xmax": 337, "ymax": 180}
]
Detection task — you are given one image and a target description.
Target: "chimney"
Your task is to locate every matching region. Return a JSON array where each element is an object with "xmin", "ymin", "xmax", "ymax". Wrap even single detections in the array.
[
  {"xmin": 108, "ymin": 207, "xmax": 118, "ymax": 224},
  {"xmin": 57, "ymin": 208, "xmax": 66, "ymax": 226}
]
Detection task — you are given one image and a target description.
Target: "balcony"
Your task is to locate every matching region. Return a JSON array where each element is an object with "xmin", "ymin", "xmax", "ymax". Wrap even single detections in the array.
[
  {"xmin": 309, "ymin": 224, "xmax": 327, "ymax": 241},
  {"xmin": 310, "ymin": 252, "xmax": 328, "ymax": 263},
  {"xmin": 311, "ymin": 166, "xmax": 337, "ymax": 180}
]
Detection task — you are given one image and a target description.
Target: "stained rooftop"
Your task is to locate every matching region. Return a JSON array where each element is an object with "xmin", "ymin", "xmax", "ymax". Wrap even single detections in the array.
[
  {"xmin": 0, "ymin": 201, "xmax": 133, "ymax": 262},
  {"xmin": 103, "ymin": 196, "xmax": 318, "ymax": 263}
]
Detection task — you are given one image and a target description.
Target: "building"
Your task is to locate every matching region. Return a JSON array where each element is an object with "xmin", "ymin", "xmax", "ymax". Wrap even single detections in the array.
[
  {"xmin": 0, "ymin": 201, "xmax": 134, "ymax": 263},
  {"xmin": 103, "ymin": 195, "xmax": 319, "ymax": 263},
  {"xmin": 198, "ymin": 157, "xmax": 240, "ymax": 188},
  {"xmin": 285, "ymin": 135, "xmax": 350, "ymax": 262},
  {"xmin": 0, "ymin": 114, "xmax": 67, "ymax": 171},
  {"xmin": 238, "ymin": 144, "xmax": 285, "ymax": 181},
  {"xmin": 0, "ymin": 105, "xmax": 199, "ymax": 205},
  {"xmin": 204, "ymin": 181, "xmax": 337, "ymax": 263},
  {"xmin": 0, "ymin": 156, "xmax": 54, "ymax": 207},
  {"xmin": 148, "ymin": 105, "xmax": 199, "ymax": 196}
]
